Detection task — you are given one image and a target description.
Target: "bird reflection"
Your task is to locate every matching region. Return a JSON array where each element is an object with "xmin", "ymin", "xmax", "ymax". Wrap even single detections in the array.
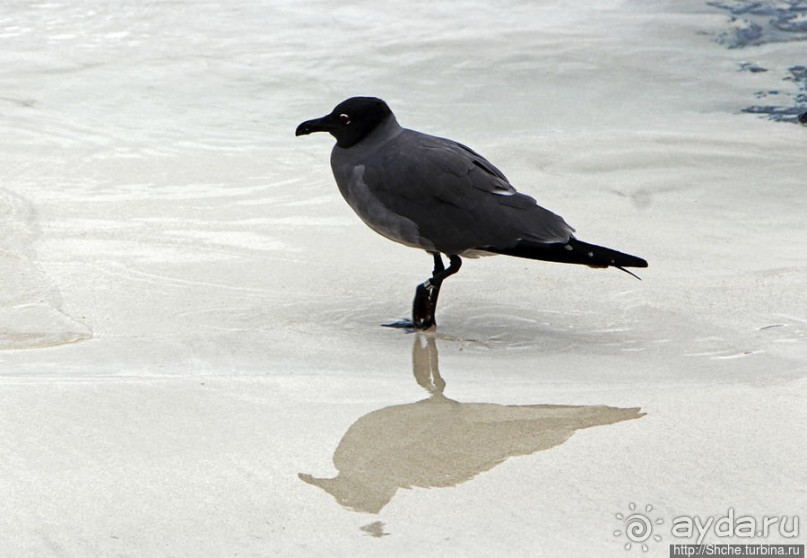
[{"xmin": 299, "ymin": 334, "xmax": 644, "ymax": 514}]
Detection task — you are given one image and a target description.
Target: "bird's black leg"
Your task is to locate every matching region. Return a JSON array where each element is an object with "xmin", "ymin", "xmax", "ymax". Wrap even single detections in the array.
[
  {"xmin": 383, "ymin": 253, "xmax": 461, "ymax": 330},
  {"xmin": 431, "ymin": 252, "xmax": 445, "ymax": 275},
  {"xmin": 412, "ymin": 254, "xmax": 462, "ymax": 330},
  {"xmin": 414, "ymin": 253, "xmax": 446, "ymax": 326}
]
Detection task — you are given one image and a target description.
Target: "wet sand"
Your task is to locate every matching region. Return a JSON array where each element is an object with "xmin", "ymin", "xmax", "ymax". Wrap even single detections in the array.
[{"xmin": 1, "ymin": 0, "xmax": 805, "ymax": 555}]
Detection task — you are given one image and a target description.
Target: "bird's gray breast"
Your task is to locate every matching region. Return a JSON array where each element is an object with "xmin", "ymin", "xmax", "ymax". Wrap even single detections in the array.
[{"xmin": 331, "ymin": 158, "xmax": 435, "ymax": 251}]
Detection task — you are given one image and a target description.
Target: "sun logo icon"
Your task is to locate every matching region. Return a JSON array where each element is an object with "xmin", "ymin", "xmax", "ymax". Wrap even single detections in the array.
[{"xmin": 613, "ymin": 502, "xmax": 664, "ymax": 552}]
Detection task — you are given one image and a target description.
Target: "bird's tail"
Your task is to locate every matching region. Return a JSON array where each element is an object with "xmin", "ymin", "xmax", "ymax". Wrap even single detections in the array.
[{"xmin": 487, "ymin": 238, "xmax": 648, "ymax": 279}]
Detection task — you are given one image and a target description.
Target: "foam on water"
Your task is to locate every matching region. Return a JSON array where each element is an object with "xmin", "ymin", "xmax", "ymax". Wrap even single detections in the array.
[
  {"xmin": 707, "ymin": 0, "xmax": 807, "ymax": 120},
  {"xmin": 0, "ymin": 189, "xmax": 91, "ymax": 349},
  {"xmin": 0, "ymin": 0, "xmax": 787, "ymax": 154},
  {"xmin": 0, "ymin": 0, "xmax": 805, "ymax": 368}
]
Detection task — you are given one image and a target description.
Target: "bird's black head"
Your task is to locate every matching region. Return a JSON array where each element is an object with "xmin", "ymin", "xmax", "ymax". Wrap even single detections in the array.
[{"xmin": 295, "ymin": 97, "xmax": 393, "ymax": 148}]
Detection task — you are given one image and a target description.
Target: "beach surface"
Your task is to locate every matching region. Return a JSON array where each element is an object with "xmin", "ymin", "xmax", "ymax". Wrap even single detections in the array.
[{"xmin": 1, "ymin": 0, "xmax": 805, "ymax": 555}]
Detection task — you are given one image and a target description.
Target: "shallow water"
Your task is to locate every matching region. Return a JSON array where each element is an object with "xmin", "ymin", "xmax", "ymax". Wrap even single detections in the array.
[{"xmin": 1, "ymin": 1, "xmax": 805, "ymax": 556}]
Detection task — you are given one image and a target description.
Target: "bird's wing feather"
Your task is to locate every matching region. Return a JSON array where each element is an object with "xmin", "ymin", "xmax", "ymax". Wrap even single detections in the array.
[{"xmin": 357, "ymin": 130, "xmax": 574, "ymax": 253}]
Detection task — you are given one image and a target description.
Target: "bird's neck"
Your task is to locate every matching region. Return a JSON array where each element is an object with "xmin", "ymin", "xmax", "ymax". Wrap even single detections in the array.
[{"xmin": 364, "ymin": 114, "xmax": 403, "ymax": 145}]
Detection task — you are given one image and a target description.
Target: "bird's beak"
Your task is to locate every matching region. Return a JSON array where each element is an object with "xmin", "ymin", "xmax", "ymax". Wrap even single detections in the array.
[{"xmin": 295, "ymin": 115, "xmax": 333, "ymax": 136}]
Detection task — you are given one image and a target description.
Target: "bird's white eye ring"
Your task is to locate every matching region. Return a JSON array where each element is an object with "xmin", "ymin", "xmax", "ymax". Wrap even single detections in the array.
[{"xmin": 339, "ymin": 113, "xmax": 351, "ymax": 125}]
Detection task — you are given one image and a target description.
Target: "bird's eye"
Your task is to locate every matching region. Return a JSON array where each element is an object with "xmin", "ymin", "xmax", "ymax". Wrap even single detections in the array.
[{"xmin": 339, "ymin": 113, "xmax": 351, "ymax": 125}]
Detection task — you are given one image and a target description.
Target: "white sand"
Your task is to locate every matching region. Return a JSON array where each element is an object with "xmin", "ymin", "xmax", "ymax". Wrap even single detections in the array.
[{"xmin": 1, "ymin": 0, "xmax": 805, "ymax": 556}]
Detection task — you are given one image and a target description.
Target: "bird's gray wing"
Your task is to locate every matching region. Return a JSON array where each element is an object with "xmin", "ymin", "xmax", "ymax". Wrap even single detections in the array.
[{"xmin": 361, "ymin": 130, "xmax": 575, "ymax": 254}]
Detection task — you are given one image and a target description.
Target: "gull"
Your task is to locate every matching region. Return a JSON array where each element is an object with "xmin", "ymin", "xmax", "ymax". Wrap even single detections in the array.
[{"xmin": 296, "ymin": 97, "xmax": 647, "ymax": 329}]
